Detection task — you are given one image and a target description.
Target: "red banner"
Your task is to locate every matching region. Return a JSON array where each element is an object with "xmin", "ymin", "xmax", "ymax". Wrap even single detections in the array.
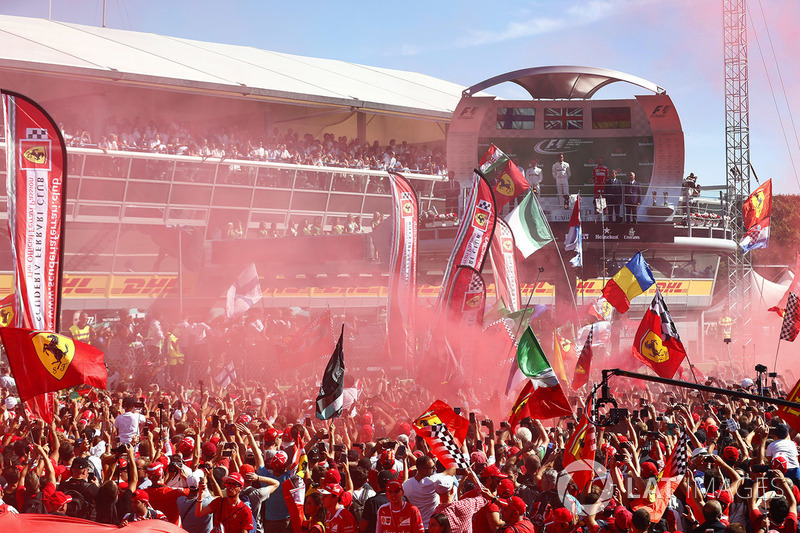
[
  {"xmin": 387, "ymin": 171, "xmax": 418, "ymax": 370},
  {"xmin": 489, "ymin": 217, "xmax": 521, "ymax": 312},
  {"xmin": 438, "ymin": 170, "xmax": 496, "ymax": 302},
  {"xmin": 3, "ymin": 91, "xmax": 68, "ymax": 421},
  {"xmin": 444, "ymin": 266, "xmax": 486, "ymax": 374}
]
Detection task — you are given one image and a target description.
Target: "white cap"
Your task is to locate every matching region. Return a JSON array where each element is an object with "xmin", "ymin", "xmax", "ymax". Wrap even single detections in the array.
[
  {"xmin": 173, "ymin": 409, "xmax": 183, "ymax": 421},
  {"xmin": 432, "ymin": 475, "xmax": 456, "ymax": 494},
  {"xmin": 741, "ymin": 378, "xmax": 754, "ymax": 388},
  {"xmin": 4, "ymin": 397, "xmax": 17, "ymax": 410}
]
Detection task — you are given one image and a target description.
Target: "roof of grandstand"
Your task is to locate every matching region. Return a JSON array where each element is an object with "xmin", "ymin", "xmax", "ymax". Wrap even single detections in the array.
[{"xmin": 0, "ymin": 14, "xmax": 480, "ymax": 120}]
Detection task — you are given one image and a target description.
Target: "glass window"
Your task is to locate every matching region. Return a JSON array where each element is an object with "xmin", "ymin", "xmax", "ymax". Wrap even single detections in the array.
[{"xmin": 496, "ymin": 107, "xmax": 535, "ymax": 130}]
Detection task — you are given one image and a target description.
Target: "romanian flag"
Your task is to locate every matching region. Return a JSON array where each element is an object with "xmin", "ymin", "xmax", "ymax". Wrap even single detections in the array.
[{"xmin": 602, "ymin": 252, "xmax": 655, "ymax": 313}]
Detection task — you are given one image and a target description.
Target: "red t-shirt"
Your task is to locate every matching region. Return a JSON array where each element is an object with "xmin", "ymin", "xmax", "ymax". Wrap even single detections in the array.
[
  {"xmin": 327, "ymin": 507, "xmax": 359, "ymax": 533},
  {"xmin": 145, "ymin": 484, "xmax": 189, "ymax": 524},
  {"xmin": 376, "ymin": 502, "xmax": 424, "ymax": 533},
  {"xmin": 498, "ymin": 519, "xmax": 536, "ymax": 533},
  {"xmin": 750, "ymin": 509, "xmax": 798, "ymax": 533},
  {"xmin": 207, "ymin": 496, "xmax": 254, "ymax": 532}
]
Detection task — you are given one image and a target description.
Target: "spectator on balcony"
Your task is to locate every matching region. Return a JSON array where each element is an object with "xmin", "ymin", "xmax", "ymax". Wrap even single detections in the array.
[
  {"xmin": 301, "ymin": 219, "xmax": 313, "ymax": 236},
  {"xmin": 312, "ymin": 217, "xmax": 324, "ymax": 236},
  {"xmin": 371, "ymin": 212, "xmax": 383, "ymax": 230},
  {"xmin": 258, "ymin": 221, "xmax": 270, "ymax": 239},
  {"xmin": 287, "ymin": 219, "xmax": 299, "ymax": 237},
  {"xmin": 331, "ymin": 217, "xmax": 345, "ymax": 235},
  {"xmin": 225, "ymin": 222, "xmax": 238, "ymax": 240},
  {"xmin": 345, "ymin": 214, "xmax": 359, "ymax": 234}
]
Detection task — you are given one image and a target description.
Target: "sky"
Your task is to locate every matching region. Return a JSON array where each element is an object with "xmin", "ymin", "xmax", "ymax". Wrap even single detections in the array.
[{"xmin": 4, "ymin": 0, "xmax": 800, "ymax": 194}]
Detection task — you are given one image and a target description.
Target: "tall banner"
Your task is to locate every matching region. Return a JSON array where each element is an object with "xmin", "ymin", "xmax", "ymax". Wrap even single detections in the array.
[
  {"xmin": 489, "ymin": 217, "xmax": 521, "ymax": 312},
  {"xmin": 386, "ymin": 171, "xmax": 418, "ymax": 370},
  {"xmin": 443, "ymin": 266, "xmax": 486, "ymax": 376},
  {"xmin": 3, "ymin": 91, "xmax": 68, "ymax": 422},
  {"xmin": 438, "ymin": 170, "xmax": 497, "ymax": 304},
  {"xmin": 740, "ymin": 178, "xmax": 772, "ymax": 253}
]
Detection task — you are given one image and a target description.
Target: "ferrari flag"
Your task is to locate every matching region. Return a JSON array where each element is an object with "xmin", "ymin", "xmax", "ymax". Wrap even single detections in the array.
[
  {"xmin": 2, "ymin": 91, "xmax": 67, "ymax": 331},
  {"xmin": 479, "ymin": 144, "xmax": 509, "ymax": 174},
  {"xmin": 740, "ymin": 179, "xmax": 772, "ymax": 253},
  {"xmin": 0, "ymin": 328, "xmax": 106, "ymax": 402},
  {"xmin": 632, "ymin": 289, "xmax": 687, "ymax": 379},
  {"xmin": 493, "ymin": 160, "xmax": 529, "ymax": 210},
  {"xmin": 386, "ymin": 171, "xmax": 419, "ymax": 367}
]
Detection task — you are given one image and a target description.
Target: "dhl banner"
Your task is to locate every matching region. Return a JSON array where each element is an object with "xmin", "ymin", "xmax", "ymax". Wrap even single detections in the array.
[{"xmin": 0, "ymin": 275, "xmax": 712, "ymax": 301}]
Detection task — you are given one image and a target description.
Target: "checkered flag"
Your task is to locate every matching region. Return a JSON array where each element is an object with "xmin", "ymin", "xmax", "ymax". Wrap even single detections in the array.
[
  {"xmin": 467, "ymin": 270, "xmax": 484, "ymax": 293},
  {"xmin": 26, "ymin": 128, "xmax": 48, "ymax": 139},
  {"xmin": 652, "ymin": 289, "xmax": 681, "ymax": 342},
  {"xmin": 661, "ymin": 430, "xmax": 690, "ymax": 480},
  {"xmin": 780, "ymin": 293, "xmax": 800, "ymax": 342},
  {"xmin": 477, "ymin": 200, "xmax": 492, "ymax": 211},
  {"xmin": 419, "ymin": 423, "xmax": 469, "ymax": 469},
  {"xmin": 401, "ymin": 191, "xmax": 412, "ymax": 200}
]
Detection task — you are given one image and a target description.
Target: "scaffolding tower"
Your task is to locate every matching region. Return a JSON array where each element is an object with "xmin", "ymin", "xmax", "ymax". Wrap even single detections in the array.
[{"xmin": 723, "ymin": 0, "xmax": 752, "ymax": 330}]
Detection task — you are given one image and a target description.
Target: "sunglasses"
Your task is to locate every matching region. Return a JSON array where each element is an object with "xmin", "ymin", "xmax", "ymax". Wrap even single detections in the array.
[{"xmin": 225, "ymin": 482, "xmax": 242, "ymax": 488}]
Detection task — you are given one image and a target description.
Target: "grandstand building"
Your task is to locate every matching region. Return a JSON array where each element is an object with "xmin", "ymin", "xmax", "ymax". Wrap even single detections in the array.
[{"xmin": 0, "ymin": 16, "xmax": 737, "ymax": 363}]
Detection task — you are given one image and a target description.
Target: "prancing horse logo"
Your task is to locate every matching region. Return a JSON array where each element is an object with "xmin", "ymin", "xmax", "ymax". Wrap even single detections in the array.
[{"xmin": 33, "ymin": 332, "xmax": 75, "ymax": 380}]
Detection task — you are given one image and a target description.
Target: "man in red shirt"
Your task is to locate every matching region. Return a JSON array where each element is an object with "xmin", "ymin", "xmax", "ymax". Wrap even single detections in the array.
[
  {"xmin": 144, "ymin": 461, "xmax": 189, "ymax": 524},
  {"xmin": 319, "ymin": 483, "xmax": 359, "ymax": 533},
  {"xmin": 376, "ymin": 480, "xmax": 424, "ymax": 533},
  {"xmin": 592, "ymin": 157, "xmax": 609, "ymax": 212},
  {"xmin": 196, "ymin": 472, "xmax": 254, "ymax": 533},
  {"xmin": 497, "ymin": 497, "xmax": 535, "ymax": 533}
]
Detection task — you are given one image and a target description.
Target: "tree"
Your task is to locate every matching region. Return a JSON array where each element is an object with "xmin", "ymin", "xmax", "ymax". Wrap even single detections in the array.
[{"xmin": 752, "ymin": 194, "xmax": 800, "ymax": 267}]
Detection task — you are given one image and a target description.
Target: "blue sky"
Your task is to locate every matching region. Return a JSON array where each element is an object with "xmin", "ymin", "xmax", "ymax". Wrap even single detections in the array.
[{"xmin": 4, "ymin": 0, "xmax": 799, "ymax": 193}]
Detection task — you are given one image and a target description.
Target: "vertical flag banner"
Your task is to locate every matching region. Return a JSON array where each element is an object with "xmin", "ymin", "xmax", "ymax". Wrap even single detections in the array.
[
  {"xmin": 3, "ymin": 91, "xmax": 69, "ymax": 422},
  {"xmin": 0, "ymin": 328, "xmax": 106, "ymax": 402},
  {"xmin": 387, "ymin": 171, "xmax": 419, "ymax": 369},
  {"xmin": 564, "ymin": 195, "xmax": 583, "ymax": 268},
  {"xmin": 739, "ymin": 179, "xmax": 772, "ymax": 253},
  {"xmin": 777, "ymin": 377, "xmax": 800, "ymax": 433},
  {"xmin": 563, "ymin": 415, "xmax": 597, "ymax": 493},
  {"xmin": 0, "ymin": 293, "xmax": 15, "ymax": 327},
  {"xmin": 479, "ymin": 144, "xmax": 509, "ymax": 174},
  {"xmin": 316, "ymin": 325, "xmax": 345, "ymax": 420},
  {"xmin": 226, "ymin": 263, "xmax": 262, "ymax": 317},
  {"xmin": 505, "ymin": 191, "xmax": 554, "ymax": 258},
  {"xmin": 3, "ymin": 91, "xmax": 67, "ymax": 331},
  {"xmin": 632, "ymin": 289, "xmax": 687, "ymax": 379},
  {"xmin": 493, "ymin": 160, "xmax": 529, "ymax": 211},
  {"xmin": 779, "ymin": 292, "xmax": 800, "ymax": 342},
  {"xmin": 602, "ymin": 252, "xmax": 656, "ymax": 313},
  {"xmin": 573, "ymin": 326, "xmax": 594, "ymax": 390},
  {"xmin": 489, "ymin": 217, "xmax": 521, "ymax": 312}
]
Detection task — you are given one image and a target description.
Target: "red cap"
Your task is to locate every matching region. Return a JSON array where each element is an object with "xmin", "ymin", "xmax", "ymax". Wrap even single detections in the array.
[
  {"xmin": 340, "ymin": 491, "xmax": 353, "ymax": 508},
  {"xmin": 480, "ymin": 465, "xmax": 508, "ymax": 479},
  {"xmin": 616, "ymin": 435, "xmax": 629, "ymax": 444},
  {"xmin": 81, "ymin": 410, "xmax": 94, "ymax": 420},
  {"xmin": 497, "ymin": 478, "xmax": 515, "ymax": 498},
  {"xmin": 237, "ymin": 414, "xmax": 252, "ymax": 425},
  {"xmin": 723, "ymin": 446, "xmax": 740, "ymax": 462},
  {"xmin": 270, "ymin": 450, "xmax": 288, "ymax": 470},
  {"xmin": 202, "ymin": 442, "xmax": 217, "ymax": 457},
  {"xmin": 385, "ymin": 480, "xmax": 403, "ymax": 492},
  {"xmin": 507, "ymin": 446, "xmax": 520, "ymax": 456},
  {"xmin": 505, "ymin": 496, "xmax": 526, "ymax": 515},
  {"xmin": 265, "ymin": 428, "xmax": 280, "ymax": 443},
  {"xmin": 222, "ymin": 472, "xmax": 245, "ymax": 487},
  {"xmin": 133, "ymin": 489, "xmax": 149, "ymax": 502},
  {"xmin": 179, "ymin": 437, "xmax": 195, "ymax": 454},
  {"xmin": 470, "ymin": 451, "xmax": 488, "ymax": 464},
  {"xmin": 318, "ymin": 483, "xmax": 345, "ymax": 497},
  {"xmin": 281, "ymin": 428, "xmax": 293, "ymax": 441},
  {"xmin": 548, "ymin": 507, "xmax": 574, "ymax": 524},
  {"xmin": 614, "ymin": 506, "xmax": 632, "ymax": 529},
  {"xmin": 708, "ymin": 490, "xmax": 733, "ymax": 506},
  {"xmin": 146, "ymin": 462, "xmax": 164, "ymax": 477},
  {"xmin": 360, "ymin": 413, "xmax": 373, "ymax": 426},
  {"xmin": 772, "ymin": 455, "xmax": 789, "ymax": 473},
  {"xmin": 240, "ymin": 464, "xmax": 256, "ymax": 475},
  {"xmin": 324, "ymin": 468, "xmax": 342, "ymax": 485},
  {"xmin": 641, "ymin": 462, "xmax": 659, "ymax": 478},
  {"xmin": 50, "ymin": 491, "xmax": 73, "ymax": 508},
  {"xmin": 380, "ymin": 450, "xmax": 395, "ymax": 467}
]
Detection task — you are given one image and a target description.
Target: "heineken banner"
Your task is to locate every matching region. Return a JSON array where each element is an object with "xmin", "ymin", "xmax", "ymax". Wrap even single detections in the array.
[
  {"xmin": 489, "ymin": 217, "xmax": 521, "ymax": 312},
  {"xmin": 387, "ymin": 171, "xmax": 419, "ymax": 370},
  {"xmin": 3, "ymin": 91, "xmax": 68, "ymax": 422}
]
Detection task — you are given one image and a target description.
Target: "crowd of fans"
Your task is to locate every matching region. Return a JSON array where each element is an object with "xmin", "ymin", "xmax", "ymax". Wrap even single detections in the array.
[
  {"xmin": 0, "ymin": 306, "xmax": 798, "ymax": 533},
  {"xmin": 61, "ymin": 120, "xmax": 448, "ymax": 176}
]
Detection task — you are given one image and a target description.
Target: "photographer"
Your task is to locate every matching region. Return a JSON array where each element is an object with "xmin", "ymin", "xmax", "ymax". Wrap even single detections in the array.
[{"xmin": 748, "ymin": 468, "xmax": 797, "ymax": 533}]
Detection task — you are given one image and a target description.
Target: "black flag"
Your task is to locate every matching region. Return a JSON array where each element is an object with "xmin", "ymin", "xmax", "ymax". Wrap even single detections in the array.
[{"xmin": 316, "ymin": 325, "xmax": 345, "ymax": 420}]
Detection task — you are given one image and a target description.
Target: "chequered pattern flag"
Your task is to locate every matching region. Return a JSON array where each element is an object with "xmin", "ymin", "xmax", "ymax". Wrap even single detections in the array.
[
  {"xmin": 477, "ymin": 200, "xmax": 492, "ymax": 211},
  {"xmin": 652, "ymin": 289, "xmax": 681, "ymax": 341},
  {"xmin": 661, "ymin": 431, "xmax": 689, "ymax": 479},
  {"xmin": 468, "ymin": 271, "xmax": 484, "ymax": 292},
  {"xmin": 26, "ymin": 128, "xmax": 48, "ymax": 139},
  {"xmin": 419, "ymin": 423, "xmax": 469, "ymax": 470},
  {"xmin": 780, "ymin": 293, "xmax": 800, "ymax": 342}
]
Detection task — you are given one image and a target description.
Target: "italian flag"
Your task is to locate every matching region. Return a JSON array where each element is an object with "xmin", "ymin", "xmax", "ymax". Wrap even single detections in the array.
[
  {"xmin": 508, "ymin": 327, "xmax": 573, "ymax": 427},
  {"xmin": 479, "ymin": 144, "xmax": 509, "ymax": 174},
  {"xmin": 505, "ymin": 191, "xmax": 554, "ymax": 258}
]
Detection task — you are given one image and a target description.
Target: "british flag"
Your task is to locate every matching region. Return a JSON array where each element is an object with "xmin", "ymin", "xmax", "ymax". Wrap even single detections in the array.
[{"xmin": 545, "ymin": 108, "xmax": 583, "ymax": 130}]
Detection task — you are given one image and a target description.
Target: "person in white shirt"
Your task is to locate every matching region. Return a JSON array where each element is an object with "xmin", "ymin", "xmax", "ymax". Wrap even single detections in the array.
[
  {"xmin": 766, "ymin": 423, "xmax": 800, "ymax": 484},
  {"xmin": 402, "ymin": 455, "xmax": 451, "ymax": 528},
  {"xmin": 552, "ymin": 153, "xmax": 572, "ymax": 208},
  {"xmin": 114, "ymin": 396, "xmax": 146, "ymax": 444},
  {"xmin": 525, "ymin": 159, "xmax": 543, "ymax": 196}
]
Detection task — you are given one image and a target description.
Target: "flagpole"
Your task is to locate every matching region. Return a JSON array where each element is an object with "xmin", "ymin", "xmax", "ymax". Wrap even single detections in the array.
[{"xmin": 773, "ymin": 339, "xmax": 781, "ymax": 374}]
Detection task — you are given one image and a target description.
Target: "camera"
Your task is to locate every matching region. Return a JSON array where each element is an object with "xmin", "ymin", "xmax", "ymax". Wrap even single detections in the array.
[{"xmin": 755, "ymin": 364, "xmax": 768, "ymax": 373}]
